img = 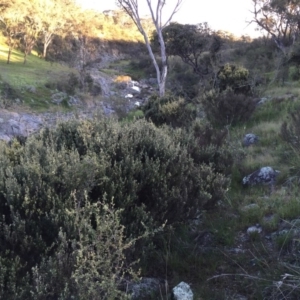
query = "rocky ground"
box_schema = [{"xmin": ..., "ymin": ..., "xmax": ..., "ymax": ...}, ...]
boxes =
[{"xmin": 0, "ymin": 60, "xmax": 156, "ymax": 142}]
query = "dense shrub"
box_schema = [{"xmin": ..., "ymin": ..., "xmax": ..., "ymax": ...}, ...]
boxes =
[
  {"xmin": 215, "ymin": 64, "xmax": 251, "ymax": 95},
  {"xmin": 168, "ymin": 57, "xmax": 200, "ymax": 99},
  {"xmin": 45, "ymin": 72, "xmax": 80, "ymax": 95},
  {"xmin": 0, "ymin": 118, "xmax": 230, "ymax": 297},
  {"xmin": 66, "ymin": 72, "xmax": 80, "ymax": 94},
  {"xmin": 185, "ymin": 119, "xmax": 234, "ymax": 176},
  {"xmin": 142, "ymin": 94, "xmax": 197, "ymax": 127},
  {"xmin": 202, "ymin": 88, "xmax": 257, "ymax": 126}
]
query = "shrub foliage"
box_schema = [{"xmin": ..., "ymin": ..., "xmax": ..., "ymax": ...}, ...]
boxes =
[
  {"xmin": 0, "ymin": 117, "xmax": 231, "ymax": 298},
  {"xmin": 215, "ymin": 63, "xmax": 251, "ymax": 95},
  {"xmin": 202, "ymin": 88, "xmax": 257, "ymax": 126},
  {"xmin": 142, "ymin": 94, "xmax": 197, "ymax": 127}
]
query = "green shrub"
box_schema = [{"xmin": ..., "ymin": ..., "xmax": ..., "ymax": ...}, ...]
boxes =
[
  {"xmin": 142, "ymin": 94, "xmax": 197, "ymax": 127},
  {"xmin": 66, "ymin": 72, "xmax": 80, "ymax": 94},
  {"xmin": 181, "ymin": 119, "xmax": 234, "ymax": 176},
  {"xmin": 215, "ymin": 64, "xmax": 251, "ymax": 95},
  {"xmin": 0, "ymin": 118, "xmax": 231, "ymax": 297},
  {"xmin": 202, "ymin": 88, "xmax": 257, "ymax": 126},
  {"xmin": 45, "ymin": 72, "xmax": 80, "ymax": 95}
]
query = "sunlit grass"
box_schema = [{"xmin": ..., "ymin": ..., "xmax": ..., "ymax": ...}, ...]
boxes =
[{"xmin": 0, "ymin": 44, "xmax": 73, "ymax": 88}]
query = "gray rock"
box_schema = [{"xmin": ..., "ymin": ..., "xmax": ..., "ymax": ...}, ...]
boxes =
[
  {"xmin": 243, "ymin": 133, "xmax": 259, "ymax": 147},
  {"xmin": 257, "ymin": 97, "xmax": 269, "ymax": 105},
  {"xmin": 102, "ymin": 104, "xmax": 115, "ymax": 116},
  {"xmin": 68, "ymin": 96, "xmax": 81, "ymax": 106},
  {"xmin": 228, "ymin": 248, "xmax": 246, "ymax": 254},
  {"xmin": 51, "ymin": 92, "xmax": 68, "ymax": 104},
  {"xmin": 243, "ymin": 166, "xmax": 280, "ymax": 186},
  {"xmin": 130, "ymin": 86, "xmax": 141, "ymax": 94},
  {"xmin": 0, "ymin": 134, "xmax": 10, "ymax": 142},
  {"xmin": 247, "ymin": 225, "xmax": 262, "ymax": 235},
  {"xmin": 129, "ymin": 277, "xmax": 166, "ymax": 300},
  {"xmin": 241, "ymin": 203, "xmax": 260, "ymax": 212},
  {"xmin": 26, "ymin": 85, "xmax": 36, "ymax": 93},
  {"xmin": 270, "ymin": 229, "xmax": 291, "ymax": 240},
  {"xmin": 172, "ymin": 282, "xmax": 193, "ymax": 300}
]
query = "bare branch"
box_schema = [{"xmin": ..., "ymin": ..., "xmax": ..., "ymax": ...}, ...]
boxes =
[
  {"xmin": 116, "ymin": 0, "xmax": 183, "ymax": 96},
  {"xmin": 162, "ymin": 0, "xmax": 183, "ymax": 29}
]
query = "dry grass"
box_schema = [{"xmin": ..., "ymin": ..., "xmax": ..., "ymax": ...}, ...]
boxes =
[{"xmin": 114, "ymin": 75, "xmax": 132, "ymax": 83}]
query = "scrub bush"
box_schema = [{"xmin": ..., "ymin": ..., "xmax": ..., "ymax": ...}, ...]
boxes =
[{"xmin": 0, "ymin": 118, "xmax": 231, "ymax": 297}]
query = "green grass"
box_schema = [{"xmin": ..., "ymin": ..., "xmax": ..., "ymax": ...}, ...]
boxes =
[
  {"xmin": 0, "ymin": 42, "xmax": 77, "ymax": 111},
  {"xmin": 4, "ymin": 31, "xmax": 300, "ymax": 298},
  {"xmin": 121, "ymin": 109, "xmax": 144, "ymax": 123},
  {"xmin": 0, "ymin": 46, "xmax": 73, "ymax": 87},
  {"xmin": 176, "ymin": 81, "xmax": 300, "ymax": 298}
]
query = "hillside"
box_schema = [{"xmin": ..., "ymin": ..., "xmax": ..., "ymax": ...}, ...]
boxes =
[{"xmin": 2, "ymin": 3, "xmax": 300, "ymax": 300}]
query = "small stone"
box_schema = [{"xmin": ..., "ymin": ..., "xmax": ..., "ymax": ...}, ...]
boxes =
[
  {"xmin": 241, "ymin": 204, "xmax": 260, "ymax": 212},
  {"xmin": 257, "ymin": 97, "xmax": 269, "ymax": 105},
  {"xmin": 247, "ymin": 226, "xmax": 262, "ymax": 235},
  {"xmin": 172, "ymin": 282, "xmax": 193, "ymax": 300},
  {"xmin": 243, "ymin": 133, "xmax": 259, "ymax": 147},
  {"xmin": 131, "ymin": 86, "xmax": 141, "ymax": 93},
  {"xmin": 243, "ymin": 166, "xmax": 280, "ymax": 186},
  {"xmin": 129, "ymin": 278, "xmax": 165, "ymax": 300}
]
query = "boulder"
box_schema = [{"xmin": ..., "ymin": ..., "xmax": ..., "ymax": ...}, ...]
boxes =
[
  {"xmin": 243, "ymin": 133, "xmax": 259, "ymax": 147},
  {"xmin": 129, "ymin": 277, "xmax": 166, "ymax": 300},
  {"xmin": 172, "ymin": 282, "xmax": 193, "ymax": 300},
  {"xmin": 243, "ymin": 166, "xmax": 279, "ymax": 187}
]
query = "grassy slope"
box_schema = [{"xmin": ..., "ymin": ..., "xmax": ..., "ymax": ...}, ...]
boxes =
[
  {"xmin": 0, "ymin": 36, "xmax": 77, "ymax": 111},
  {"xmin": 186, "ymin": 83, "xmax": 300, "ymax": 299},
  {"xmin": 3, "ymin": 29, "xmax": 300, "ymax": 297}
]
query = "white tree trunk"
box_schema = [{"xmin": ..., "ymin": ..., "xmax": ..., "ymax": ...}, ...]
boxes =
[{"xmin": 117, "ymin": 0, "xmax": 182, "ymax": 98}]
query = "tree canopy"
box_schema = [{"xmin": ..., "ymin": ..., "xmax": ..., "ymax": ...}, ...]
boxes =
[
  {"xmin": 153, "ymin": 22, "xmax": 217, "ymax": 76},
  {"xmin": 251, "ymin": 0, "xmax": 300, "ymax": 53},
  {"xmin": 0, "ymin": 0, "xmax": 80, "ymax": 63}
]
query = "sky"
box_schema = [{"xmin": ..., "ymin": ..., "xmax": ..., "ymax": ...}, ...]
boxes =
[{"xmin": 76, "ymin": 0, "xmax": 261, "ymax": 38}]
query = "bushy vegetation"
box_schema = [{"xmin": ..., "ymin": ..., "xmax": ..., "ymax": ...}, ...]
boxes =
[
  {"xmin": 202, "ymin": 88, "xmax": 257, "ymax": 126},
  {"xmin": 215, "ymin": 64, "xmax": 251, "ymax": 95},
  {"xmin": 142, "ymin": 94, "xmax": 197, "ymax": 127},
  {"xmin": 0, "ymin": 117, "xmax": 231, "ymax": 298},
  {"xmin": 4, "ymin": 0, "xmax": 300, "ymax": 298}
]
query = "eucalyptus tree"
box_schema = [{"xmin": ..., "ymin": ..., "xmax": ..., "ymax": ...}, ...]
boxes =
[
  {"xmin": 251, "ymin": 0, "xmax": 300, "ymax": 53},
  {"xmin": 0, "ymin": 0, "xmax": 26, "ymax": 63},
  {"xmin": 36, "ymin": 0, "xmax": 79, "ymax": 58},
  {"xmin": 152, "ymin": 22, "xmax": 216, "ymax": 77},
  {"xmin": 117, "ymin": 0, "xmax": 183, "ymax": 97}
]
